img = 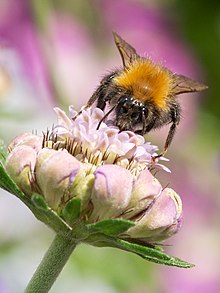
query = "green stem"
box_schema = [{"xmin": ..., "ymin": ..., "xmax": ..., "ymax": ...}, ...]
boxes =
[{"xmin": 24, "ymin": 234, "xmax": 78, "ymax": 293}]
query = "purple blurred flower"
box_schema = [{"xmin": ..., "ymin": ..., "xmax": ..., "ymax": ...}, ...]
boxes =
[
  {"xmin": 99, "ymin": 0, "xmax": 198, "ymax": 74},
  {"xmin": 5, "ymin": 106, "xmax": 182, "ymax": 241},
  {"xmin": 0, "ymin": 1, "xmax": 102, "ymax": 107}
]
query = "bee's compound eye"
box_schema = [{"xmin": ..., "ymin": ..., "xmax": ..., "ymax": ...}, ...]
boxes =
[{"xmin": 120, "ymin": 106, "xmax": 129, "ymax": 114}]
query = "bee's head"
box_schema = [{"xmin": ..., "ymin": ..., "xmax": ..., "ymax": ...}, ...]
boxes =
[{"xmin": 115, "ymin": 96, "xmax": 147, "ymax": 133}]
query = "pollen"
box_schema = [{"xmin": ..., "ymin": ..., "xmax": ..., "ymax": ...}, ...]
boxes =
[{"xmin": 114, "ymin": 59, "xmax": 173, "ymax": 109}]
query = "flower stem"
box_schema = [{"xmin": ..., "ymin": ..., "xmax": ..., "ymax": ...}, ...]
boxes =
[{"xmin": 24, "ymin": 233, "xmax": 78, "ymax": 293}]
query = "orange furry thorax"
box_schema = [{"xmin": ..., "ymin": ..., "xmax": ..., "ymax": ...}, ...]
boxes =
[{"xmin": 113, "ymin": 59, "xmax": 174, "ymax": 109}]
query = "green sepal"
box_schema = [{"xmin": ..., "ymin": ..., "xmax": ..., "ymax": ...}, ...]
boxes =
[
  {"xmin": 0, "ymin": 161, "xmax": 70, "ymax": 234},
  {"xmin": 88, "ymin": 218, "xmax": 135, "ymax": 236},
  {"xmin": 61, "ymin": 198, "xmax": 81, "ymax": 226},
  {"xmin": 32, "ymin": 194, "xmax": 48, "ymax": 210}
]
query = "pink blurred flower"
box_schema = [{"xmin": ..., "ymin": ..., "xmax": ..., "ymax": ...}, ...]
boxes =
[
  {"xmin": 0, "ymin": 0, "xmax": 52, "ymax": 104},
  {"xmin": 46, "ymin": 13, "xmax": 101, "ymax": 108}
]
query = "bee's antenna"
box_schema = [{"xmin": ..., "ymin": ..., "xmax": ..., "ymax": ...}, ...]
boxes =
[{"xmin": 96, "ymin": 104, "xmax": 117, "ymax": 130}]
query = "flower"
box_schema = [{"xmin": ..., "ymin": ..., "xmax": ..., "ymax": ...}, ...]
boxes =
[
  {"xmin": 5, "ymin": 106, "xmax": 182, "ymax": 242},
  {"xmin": 53, "ymin": 106, "xmax": 170, "ymax": 172}
]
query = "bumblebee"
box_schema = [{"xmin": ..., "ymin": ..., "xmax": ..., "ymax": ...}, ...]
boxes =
[{"xmin": 77, "ymin": 33, "xmax": 207, "ymax": 156}]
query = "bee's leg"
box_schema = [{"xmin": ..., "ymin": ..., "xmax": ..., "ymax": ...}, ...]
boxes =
[
  {"xmin": 152, "ymin": 123, "xmax": 177, "ymax": 160},
  {"xmin": 96, "ymin": 91, "xmax": 107, "ymax": 110},
  {"xmin": 136, "ymin": 117, "xmax": 156, "ymax": 136},
  {"xmin": 154, "ymin": 106, "xmax": 180, "ymax": 159},
  {"xmin": 73, "ymin": 73, "xmax": 117, "ymax": 121},
  {"xmin": 141, "ymin": 108, "xmax": 147, "ymax": 134},
  {"xmin": 162, "ymin": 122, "xmax": 177, "ymax": 155},
  {"xmin": 72, "ymin": 87, "xmax": 104, "ymax": 120}
]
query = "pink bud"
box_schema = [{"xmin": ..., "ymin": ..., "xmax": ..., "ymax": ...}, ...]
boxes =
[
  {"xmin": 124, "ymin": 169, "xmax": 162, "ymax": 219},
  {"xmin": 35, "ymin": 148, "xmax": 81, "ymax": 210},
  {"xmin": 90, "ymin": 164, "xmax": 133, "ymax": 220},
  {"xmin": 127, "ymin": 188, "xmax": 182, "ymax": 241},
  {"xmin": 5, "ymin": 145, "xmax": 37, "ymax": 195},
  {"xmin": 8, "ymin": 133, "xmax": 42, "ymax": 152}
]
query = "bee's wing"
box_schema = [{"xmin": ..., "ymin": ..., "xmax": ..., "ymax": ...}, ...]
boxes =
[
  {"xmin": 113, "ymin": 32, "xmax": 140, "ymax": 67},
  {"xmin": 172, "ymin": 74, "xmax": 208, "ymax": 95}
]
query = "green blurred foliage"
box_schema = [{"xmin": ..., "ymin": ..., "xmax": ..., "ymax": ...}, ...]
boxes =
[
  {"xmin": 173, "ymin": 1, "xmax": 220, "ymax": 123},
  {"xmin": 71, "ymin": 244, "xmax": 157, "ymax": 292}
]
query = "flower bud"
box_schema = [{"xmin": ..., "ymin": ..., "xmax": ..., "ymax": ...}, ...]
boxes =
[
  {"xmin": 90, "ymin": 165, "xmax": 133, "ymax": 220},
  {"xmin": 123, "ymin": 169, "xmax": 162, "ymax": 219},
  {"xmin": 8, "ymin": 133, "xmax": 42, "ymax": 152},
  {"xmin": 127, "ymin": 188, "xmax": 182, "ymax": 241},
  {"xmin": 5, "ymin": 145, "xmax": 37, "ymax": 195},
  {"xmin": 35, "ymin": 148, "xmax": 81, "ymax": 210}
]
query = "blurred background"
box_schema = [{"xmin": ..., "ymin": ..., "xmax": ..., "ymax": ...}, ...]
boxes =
[{"xmin": 0, "ymin": 0, "xmax": 219, "ymax": 292}]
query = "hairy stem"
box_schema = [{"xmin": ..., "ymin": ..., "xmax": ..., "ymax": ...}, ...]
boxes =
[{"xmin": 24, "ymin": 234, "xmax": 78, "ymax": 293}]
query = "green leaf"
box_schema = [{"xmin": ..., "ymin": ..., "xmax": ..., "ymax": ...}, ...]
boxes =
[
  {"xmin": 61, "ymin": 198, "xmax": 81, "ymax": 226},
  {"xmin": 138, "ymin": 252, "xmax": 194, "ymax": 268},
  {"xmin": 114, "ymin": 238, "xmax": 194, "ymax": 268},
  {"xmin": 0, "ymin": 140, "xmax": 7, "ymax": 164},
  {"xmin": 85, "ymin": 233, "xmax": 193, "ymax": 268},
  {"xmin": 88, "ymin": 219, "xmax": 135, "ymax": 235},
  {"xmin": 32, "ymin": 194, "xmax": 48, "ymax": 210}
]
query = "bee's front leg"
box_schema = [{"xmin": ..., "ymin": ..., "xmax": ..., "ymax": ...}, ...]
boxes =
[
  {"xmin": 72, "ymin": 87, "xmax": 103, "ymax": 121},
  {"xmin": 153, "ymin": 105, "xmax": 180, "ymax": 160}
]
